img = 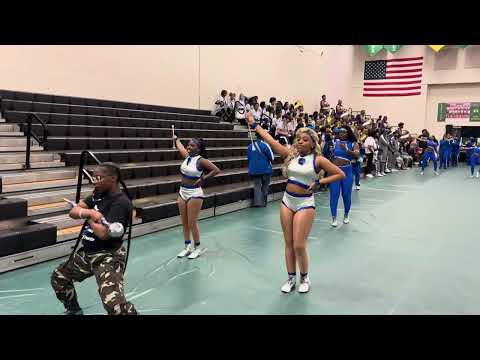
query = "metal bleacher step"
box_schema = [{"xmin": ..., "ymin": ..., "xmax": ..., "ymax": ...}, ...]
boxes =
[
  {"xmin": 6, "ymin": 186, "xmax": 92, "ymax": 207},
  {"xmin": 0, "ymin": 152, "xmax": 60, "ymax": 164},
  {"xmin": 0, "ymin": 137, "xmax": 33, "ymax": 147},
  {"xmin": 0, "ymin": 160, "xmax": 65, "ymax": 171},
  {"xmin": 0, "ymin": 169, "xmax": 77, "ymax": 185},
  {"xmin": 0, "ymin": 145, "xmax": 43, "ymax": 153},
  {"xmin": 0, "ymin": 132, "xmax": 24, "ymax": 137},
  {"xmin": 0, "ymin": 123, "xmax": 20, "ymax": 132},
  {"xmin": 0, "ymin": 169, "xmax": 78, "ymax": 193}
]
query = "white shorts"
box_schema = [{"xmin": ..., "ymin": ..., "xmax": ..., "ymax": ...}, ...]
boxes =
[
  {"xmin": 179, "ymin": 185, "xmax": 205, "ymax": 202},
  {"xmin": 281, "ymin": 191, "xmax": 315, "ymax": 213}
]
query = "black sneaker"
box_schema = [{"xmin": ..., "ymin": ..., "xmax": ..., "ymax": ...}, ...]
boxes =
[{"xmin": 64, "ymin": 308, "xmax": 84, "ymax": 315}]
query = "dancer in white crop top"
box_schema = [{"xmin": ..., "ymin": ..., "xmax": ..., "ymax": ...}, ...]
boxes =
[
  {"xmin": 173, "ymin": 136, "xmax": 220, "ymax": 260},
  {"xmin": 246, "ymin": 112, "xmax": 345, "ymax": 294}
]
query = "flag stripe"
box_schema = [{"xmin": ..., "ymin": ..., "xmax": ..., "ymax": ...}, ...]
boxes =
[
  {"xmin": 363, "ymin": 92, "xmax": 421, "ymax": 97},
  {"xmin": 363, "ymin": 86, "xmax": 421, "ymax": 91},
  {"xmin": 386, "ymin": 57, "xmax": 423, "ymax": 62},
  {"xmin": 386, "ymin": 68, "xmax": 422, "ymax": 74},
  {"xmin": 364, "ymin": 80, "xmax": 422, "ymax": 85},
  {"xmin": 385, "ymin": 74, "xmax": 422, "ymax": 79},
  {"xmin": 364, "ymin": 56, "xmax": 423, "ymax": 97},
  {"xmin": 386, "ymin": 62, "xmax": 423, "ymax": 68}
]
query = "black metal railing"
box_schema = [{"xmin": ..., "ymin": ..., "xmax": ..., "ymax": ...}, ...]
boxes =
[
  {"xmin": 24, "ymin": 113, "xmax": 48, "ymax": 169},
  {"xmin": 67, "ymin": 150, "xmax": 133, "ymax": 271}
]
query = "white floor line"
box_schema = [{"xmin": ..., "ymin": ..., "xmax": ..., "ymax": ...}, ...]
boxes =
[
  {"xmin": 166, "ymin": 269, "xmax": 198, "ymax": 283},
  {"xmin": 247, "ymin": 226, "xmax": 319, "ymax": 240},
  {"xmin": 359, "ymin": 187, "xmax": 407, "ymax": 193},
  {"xmin": 388, "ymin": 184, "xmax": 420, "ymax": 188},
  {"xmin": 0, "ymin": 288, "xmax": 44, "ymax": 293},
  {"xmin": 0, "ymin": 293, "xmax": 36, "ymax": 300},
  {"xmin": 355, "ymin": 198, "xmax": 384, "ymax": 202},
  {"xmin": 314, "ymin": 218, "xmax": 332, "ymax": 223},
  {"xmin": 315, "ymin": 206, "xmax": 371, "ymax": 213},
  {"xmin": 127, "ymin": 288, "xmax": 154, "ymax": 301}
]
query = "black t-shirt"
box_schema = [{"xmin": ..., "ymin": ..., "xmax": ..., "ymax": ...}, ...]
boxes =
[{"xmin": 81, "ymin": 191, "xmax": 132, "ymax": 253}]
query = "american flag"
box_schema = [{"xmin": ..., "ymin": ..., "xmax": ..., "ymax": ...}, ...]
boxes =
[{"xmin": 363, "ymin": 56, "xmax": 423, "ymax": 97}]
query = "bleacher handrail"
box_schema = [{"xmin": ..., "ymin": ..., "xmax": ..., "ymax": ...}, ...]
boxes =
[{"xmin": 25, "ymin": 113, "xmax": 48, "ymax": 169}]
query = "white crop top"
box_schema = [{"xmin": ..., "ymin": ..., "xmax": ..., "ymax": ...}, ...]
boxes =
[
  {"xmin": 180, "ymin": 155, "xmax": 203, "ymax": 180},
  {"xmin": 287, "ymin": 153, "xmax": 320, "ymax": 190}
]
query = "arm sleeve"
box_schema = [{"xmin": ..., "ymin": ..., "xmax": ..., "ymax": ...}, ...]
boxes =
[
  {"xmin": 104, "ymin": 199, "xmax": 132, "ymax": 229},
  {"xmin": 83, "ymin": 195, "xmax": 94, "ymax": 209}
]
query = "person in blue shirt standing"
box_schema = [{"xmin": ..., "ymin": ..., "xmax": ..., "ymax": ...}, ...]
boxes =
[
  {"xmin": 439, "ymin": 134, "xmax": 450, "ymax": 170},
  {"xmin": 463, "ymin": 137, "xmax": 477, "ymax": 166},
  {"xmin": 462, "ymin": 138, "xmax": 480, "ymax": 178},
  {"xmin": 248, "ymin": 136, "xmax": 274, "ymax": 207},
  {"xmin": 450, "ymin": 137, "xmax": 460, "ymax": 167}
]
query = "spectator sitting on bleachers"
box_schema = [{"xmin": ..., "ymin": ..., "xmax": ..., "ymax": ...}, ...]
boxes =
[
  {"xmin": 212, "ymin": 89, "xmax": 228, "ymax": 117},
  {"xmin": 269, "ymin": 97, "xmax": 276, "ymax": 110},
  {"xmin": 286, "ymin": 115, "xmax": 297, "ymax": 144},
  {"xmin": 252, "ymin": 103, "xmax": 262, "ymax": 122},
  {"xmin": 226, "ymin": 92, "xmax": 236, "ymax": 122},
  {"xmin": 235, "ymin": 94, "xmax": 247, "ymax": 125},
  {"xmin": 259, "ymin": 101, "xmax": 267, "ymax": 115},
  {"xmin": 275, "ymin": 112, "xmax": 290, "ymax": 146}
]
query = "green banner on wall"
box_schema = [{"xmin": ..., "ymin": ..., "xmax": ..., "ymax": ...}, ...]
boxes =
[
  {"xmin": 471, "ymin": 103, "xmax": 480, "ymax": 121},
  {"xmin": 437, "ymin": 103, "xmax": 447, "ymax": 122},
  {"xmin": 437, "ymin": 102, "xmax": 480, "ymax": 122}
]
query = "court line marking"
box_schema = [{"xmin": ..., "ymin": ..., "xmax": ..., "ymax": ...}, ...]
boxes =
[
  {"xmin": 315, "ymin": 206, "xmax": 371, "ymax": 213},
  {"xmin": 0, "ymin": 294, "xmax": 36, "ymax": 300},
  {"xmin": 358, "ymin": 187, "xmax": 407, "ymax": 193},
  {"xmin": 127, "ymin": 288, "xmax": 154, "ymax": 301},
  {"xmin": 388, "ymin": 184, "xmax": 420, "ymax": 188},
  {"xmin": 166, "ymin": 269, "xmax": 198, "ymax": 283},
  {"xmin": 247, "ymin": 226, "xmax": 320, "ymax": 240},
  {"xmin": 355, "ymin": 198, "xmax": 385, "ymax": 202},
  {"xmin": 0, "ymin": 288, "xmax": 44, "ymax": 293}
]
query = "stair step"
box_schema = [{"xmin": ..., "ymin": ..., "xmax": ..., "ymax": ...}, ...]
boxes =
[
  {"xmin": 0, "ymin": 124, "xmax": 19, "ymax": 132},
  {"xmin": 0, "ymin": 152, "xmax": 58, "ymax": 164},
  {"xmin": 0, "ymin": 138, "xmax": 32, "ymax": 147},
  {"xmin": 1, "ymin": 169, "xmax": 77, "ymax": 185},
  {"xmin": 57, "ymin": 225, "xmax": 83, "ymax": 242},
  {"xmin": 0, "ymin": 161, "xmax": 65, "ymax": 171},
  {"xmin": 6, "ymin": 187, "xmax": 92, "ymax": 206},
  {"xmin": 0, "ymin": 146, "xmax": 43, "ymax": 152},
  {"xmin": 1, "ymin": 177, "xmax": 80, "ymax": 193},
  {"xmin": 0, "ymin": 132, "xmax": 24, "ymax": 137},
  {"xmin": 36, "ymin": 214, "xmax": 84, "ymax": 230},
  {"xmin": 28, "ymin": 201, "xmax": 70, "ymax": 217}
]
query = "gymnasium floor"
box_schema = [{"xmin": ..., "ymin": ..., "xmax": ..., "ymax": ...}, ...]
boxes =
[{"xmin": 0, "ymin": 165, "xmax": 477, "ymax": 315}]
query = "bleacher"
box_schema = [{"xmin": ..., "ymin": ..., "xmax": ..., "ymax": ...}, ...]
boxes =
[{"xmin": 0, "ymin": 90, "xmax": 287, "ymax": 273}]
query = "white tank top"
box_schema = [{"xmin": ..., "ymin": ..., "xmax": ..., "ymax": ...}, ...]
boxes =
[
  {"xmin": 180, "ymin": 155, "xmax": 203, "ymax": 180},
  {"xmin": 287, "ymin": 153, "xmax": 319, "ymax": 190}
]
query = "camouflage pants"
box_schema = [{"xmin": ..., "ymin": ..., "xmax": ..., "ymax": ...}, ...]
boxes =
[{"xmin": 51, "ymin": 247, "xmax": 137, "ymax": 315}]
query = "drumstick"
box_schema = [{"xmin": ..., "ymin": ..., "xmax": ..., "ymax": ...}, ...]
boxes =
[{"xmin": 172, "ymin": 125, "xmax": 176, "ymax": 149}]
